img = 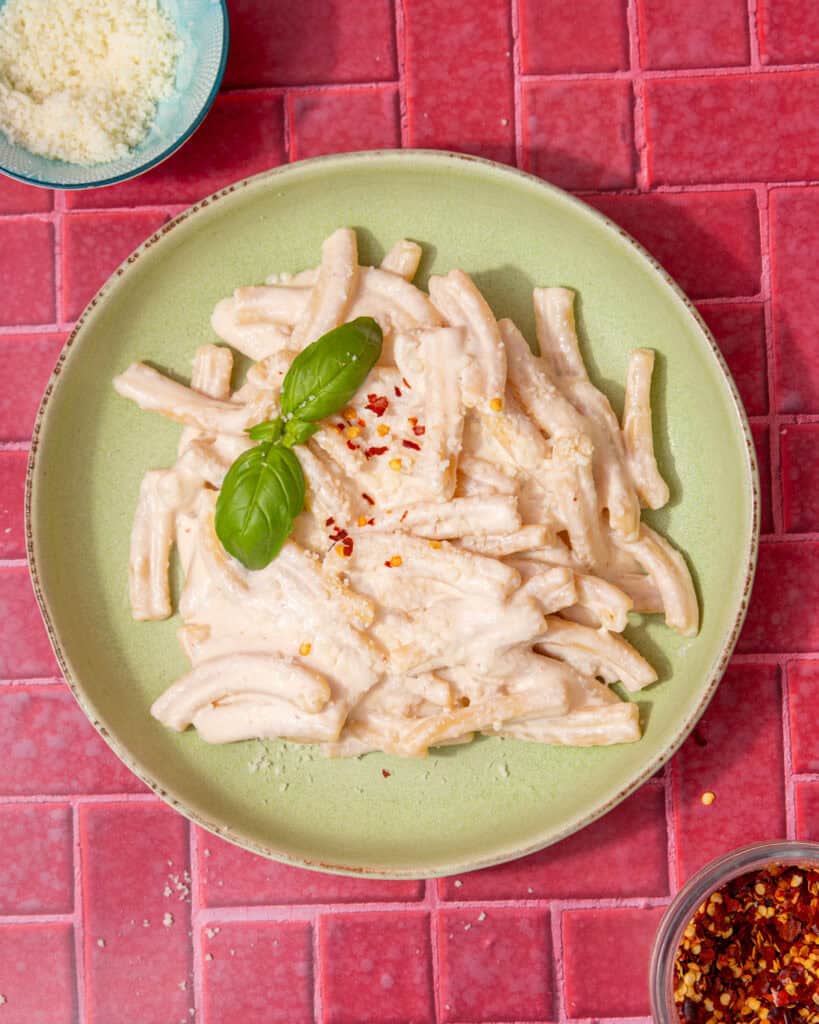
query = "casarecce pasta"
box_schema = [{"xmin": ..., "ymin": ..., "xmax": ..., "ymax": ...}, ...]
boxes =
[{"xmin": 113, "ymin": 227, "xmax": 698, "ymax": 758}]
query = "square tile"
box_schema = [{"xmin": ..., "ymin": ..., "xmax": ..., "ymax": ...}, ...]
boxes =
[
  {"xmin": 203, "ymin": 921, "xmax": 313, "ymax": 1024},
  {"xmin": 61, "ymin": 210, "xmax": 169, "ymax": 321},
  {"xmin": 0, "ymin": 685, "xmax": 146, "ymax": 795},
  {"xmin": 0, "ymin": 452, "xmax": 28, "ymax": 558},
  {"xmin": 66, "ymin": 93, "xmax": 286, "ymax": 210},
  {"xmin": 795, "ymin": 782, "xmax": 819, "ymax": 841},
  {"xmin": 563, "ymin": 906, "xmax": 665, "ymax": 1018},
  {"xmin": 696, "ymin": 302, "xmax": 767, "ymax": 415},
  {"xmin": 198, "ymin": 829, "xmax": 423, "ymax": 906},
  {"xmin": 520, "ymin": 0, "xmax": 628, "ymax": 73},
  {"xmin": 753, "ymin": 423, "xmax": 774, "ymax": 535},
  {"xmin": 0, "ymin": 178, "xmax": 52, "ymax": 214},
  {"xmin": 438, "ymin": 784, "xmax": 668, "ymax": 900},
  {"xmin": 638, "ymin": 0, "xmax": 750, "ymax": 69},
  {"xmin": 645, "ymin": 71, "xmax": 819, "ymax": 185},
  {"xmin": 0, "ymin": 334, "xmax": 64, "ymax": 441},
  {"xmin": 0, "ymin": 802, "xmax": 73, "ymax": 913},
  {"xmin": 781, "ymin": 424, "xmax": 819, "ymax": 532},
  {"xmin": 738, "ymin": 542, "xmax": 819, "ymax": 653},
  {"xmin": 0, "ymin": 567, "xmax": 59, "ymax": 677},
  {"xmin": 80, "ymin": 802, "xmax": 193, "ymax": 1024},
  {"xmin": 587, "ymin": 191, "xmax": 761, "ymax": 299},
  {"xmin": 771, "ymin": 187, "xmax": 819, "ymax": 413},
  {"xmin": 0, "ymin": 923, "xmax": 76, "ymax": 1024},
  {"xmin": 404, "ymin": 0, "xmax": 515, "ymax": 164},
  {"xmin": 788, "ymin": 660, "xmax": 819, "ymax": 774},
  {"xmin": 319, "ymin": 911, "xmax": 434, "ymax": 1024},
  {"xmin": 673, "ymin": 663, "xmax": 785, "ymax": 880},
  {"xmin": 759, "ymin": 0, "xmax": 819, "ymax": 64},
  {"xmin": 438, "ymin": 908, "xmax": 554, "ymax": 1022},
  {"xmin": 223, "ymin": 0, "xmax": 397, "ymax": 88},
  {"xmin": 522, "ymin": 80, "xmax": 635, "ymax": 191},
  {"xmin": 0, "ymin": 220, "xmax": 55, "ymax": 326},
  {"xmin": 289, "ymin": 86, "xmax": 400, "ymax": 161}
]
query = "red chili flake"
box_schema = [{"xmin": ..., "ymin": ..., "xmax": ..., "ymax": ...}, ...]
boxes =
[
  {"xmin": 342, "ymin": 537, "xmax": 354, "ymax": 556},
  {"xmin": 381, "ymin": 769, "xmax": 392, "ymax": 778},
  {"xmin": 364, "ymin": 445, "xmax": 388, "ymax": 459},
  {"xmin": 365, "ymin": 393, "xmax": 389, "ymax": 417},
  {"xmin": 329, "ymin": 526, "xmax": 349, "ymax": 543},
  {"xmin": 361, "ymin": 493, "xmax": 375, "ymax": 506},
  {"xmin": 394, "ymin": 385, "xmax": 402, "ymax": 398},
  {"xmin": 334, "ymin": 422, "xmax": 345, "ymax": 432},
  {"xmin": 402, "ymin": 439, "xmax": 421, "ymax": 451},
  {"xmin": 408, "ymin": 416, "xmax": 417, "ymax": 426},
  {"xmin": 402, "ymin": 377, "xmax": 411, "ymax": 389},
  {"xmin": 357, "ymin": 419, "xmax": 365, "ymax": 428},
  {"xmin": 367, "ymin": 518, "xmax": 375, "ymax": 526},
  {"xmin": 325, "ymin": 517, "xmax": 335, "ymax": 527},
  {"xmin": 346, "ymin": 440, "xmax": 359, "ymax": 451},
  {"xmin": 412, "ymin": 425, "xmax": 426, "ymax": 436},
  {"xmin": 400, "ymin": 510, "xmax": 408, "ymax": 523},
  {"xmin": 672, "ymin": 863, "xmax": 819, "ymax": 1023}
]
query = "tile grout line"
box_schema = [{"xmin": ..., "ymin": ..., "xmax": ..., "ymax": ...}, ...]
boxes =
[
  {"xmin": 510, "ymin": 0, "xmax": 525, "ymax": 171},
  {"xmin": 392, "ymin": 0, "xmax": 409, "ymax": 147},
  {"xmin": 664, "ymin": 760, "xmax": 680, "ymax": 895},
  {"xmin": 625, "ymin": 0, "xmax": 648, "ymax": 191},
  {"xmin": 71, "ymin": 801, "xmax": 89, "ymax": 1024},
  {"xmin": 312, "ymin": 910, "xmax": 323, "ymax": 1024},
  {"xmin": 550, "ymin": 903, "xmax": 568, "ymax": 1023},
  {"xmin": 779, "ymin": 661, "xmax": 797, "ymax": 840},
  {"xmin": 426, "ymin": 878, "xmax": 442, "ymax": 1022},
  {"xmin": 188, "ymin": 823, "xmax": 205, "ymax": 1022},
  {"xmin": 747, "ymin": 0, "xmax": 762, "ymax": 68}
]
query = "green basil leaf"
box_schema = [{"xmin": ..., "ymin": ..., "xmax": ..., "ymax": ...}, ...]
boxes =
[
  {"xmin": 214, "ymin": 443, "xmax": 306, "ymax": 570},
  {"xmin": 281, "ymin": 418, "xmax": 319, "ymax": 447},
  {"xmin": 247, "ymin": 417, "xmax": 283, "ymax": 443},
  {"xmin": 280, "ymin": 316, "xmax": 382, "ymax": 424}
]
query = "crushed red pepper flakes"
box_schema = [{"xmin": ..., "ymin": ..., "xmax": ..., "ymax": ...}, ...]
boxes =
[
  {"xmin": 394, "ymin": 385, "xmax": 402, "ymax": 397},
  {"xmin": 325, "ymin": 517, "xmax": 335, "ymax": 527},
  {"xmin": 346, "ymin": 440, "xmax": 359, "ymax": 451},
  {"xmin": 365, "ymin": 393, "xmax": 389, "ymax": 416},
  {"xmin": 364, "ymin": 445, "xmax": 388, "ymax": 459},
  {"xmin": 674, "ymin": 863, "xmax": 819, "ymax": 1023},
  {"xmin": 361, "ymin": 493, "xmax": 375, "ymax": 506},
  {"xmin": 402, "ymin": 377, "xmax": 411, "ymax": 389},
  {"xmin": 381, "ymin": 769, "xmax": 392, "ymax": 778},
  {"xmin": 412, "ymin": 424, "xmax": 426, "ymax": 436},
  {"xmin": 402, "ymin": 439, "xmax": 421, "ymax": 451}
]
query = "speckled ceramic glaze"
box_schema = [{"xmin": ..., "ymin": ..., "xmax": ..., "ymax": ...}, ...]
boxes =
[{"xmin": 26, "ymin": 151, "xmax": 758, "ymax": 877}]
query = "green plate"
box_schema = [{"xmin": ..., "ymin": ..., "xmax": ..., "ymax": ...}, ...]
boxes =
[{"xmin": 27, "ymin": 151, "xmax": 758, "ymax": 878}]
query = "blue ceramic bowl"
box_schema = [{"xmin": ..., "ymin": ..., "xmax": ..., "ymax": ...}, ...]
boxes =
[{"xmin": 0, "ymin": 0, "xmax": 228, "ymax": 190}]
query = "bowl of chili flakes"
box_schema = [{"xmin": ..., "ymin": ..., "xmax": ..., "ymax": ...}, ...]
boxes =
[{"xmin": 650, "ymin": 840, "xmax": 819, "ymax": 1024}]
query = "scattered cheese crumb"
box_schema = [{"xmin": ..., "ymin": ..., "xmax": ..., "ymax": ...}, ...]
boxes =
[
  {"xmin": 205, "ymin": 953, "xmax": 213, "ymax": 961},
  {"xmin": 453, "ymin": 879, "xmax": 463, "ymax": 888},
  {"xmin": 178, "ymin": 980, "xmax": 187, "ymax": 991},
  {"xmin": 478, "ymin": 911, "xmax": 486, "ymax": 922},
  {"xmin": 163, "ymin": 912, "xmax": 174, "ymax": 927},
  {"xmin": 701, "ymin": 791, "xmax": 716, "ymax": 806},
  {"xmin": 203, "ymin": 849, "xmax": 211, "ymax": 857},
  {"xmin": 0, "ymin": 994, "xmax": 6, "ymax": 1006},
  {"xmin": 0, "ymin": 0, "xmax": 184, "ymax": 165},
  {"xmin": 205, "ymin": 927, "xmax": 220, "ymax": 938},
  {"xmin": 96, "ymin": 938, "xmax": 105, "ymax": 948},
  {"xmin": 463, "ymin": 923, "xmax": 471, "ymax": 931},
  {"xmin": 142, "ymin": 919, "xmax": 150, "ymax": 927}
]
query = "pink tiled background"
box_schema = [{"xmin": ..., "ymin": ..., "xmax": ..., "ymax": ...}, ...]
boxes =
[{"xmin": 1, "ymin": 1, "xmax": 817, "ymax": 1021}]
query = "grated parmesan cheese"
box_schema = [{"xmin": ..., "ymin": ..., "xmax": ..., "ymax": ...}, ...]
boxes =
[{"xmin": 0, "ymin": 0, "xmax": 182, "ymax": 165}]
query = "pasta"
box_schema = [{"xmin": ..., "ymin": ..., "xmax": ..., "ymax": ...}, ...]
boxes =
[{"xmin": 114, "ymin": 228, "xmax": 699, "ymax": 758}]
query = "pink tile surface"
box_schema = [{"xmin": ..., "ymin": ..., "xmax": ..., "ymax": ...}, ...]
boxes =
[
  {"xmin": 67, "ymin": 93, "xmax": 286, "ymax": 210},
  {"xmin": 319, "ymin": 912, "xmax": 434, "ymax": 1024},
  {"xmin": 759, "ymin": 0, "xmax": 819, "ymax": 64},
  {"xmin": 787, "ymin": 660, "xmax": 819, "ymax": 774},
  {"xmin": 522, "ymin": 80, "xmax": 635, "ymax": 190},
  {"xmin": 0, "ymin": 568, "xmax": 59, "ymax": 678},
  {"xmin": 646, "ymin": 71, "xmax": 819, "ymax": 185},
  {"xmin": 0, "ymin": 334, "xmax": 64, "ymax": 441},
  {"xmin": 771, "ymin": 186, "xmax": 819, "ymax": 413},
  {"xmin": 0, "ymin": 923, "xmax": 76, "ymax": 1024},
  {"xmin": 0, "ymin": 686, "xmax": 146, "ymax": 794},
  {"xmin": 781, "ymin": 423, "xmax": 819, "ymax": 533},
  {"xmin": 672, "ymin": 663, "xmax": 785, "ymax": 880},
  {"xmin": 0, "ymin": 452, "xmax": 27, "ymax": 558},
  {"xmin": 203, "ymin": 921, "xmax": 314, "ymax": 1024},
  {"xmin": 438, "ymin": 908, "xmax": 554, "ymax": 1022},
  {"xmin": 404, "ymin": 0, "xmax": 515, "ymax": 164},
  {"xmin": 2, "ymin": 3, "xmax": 816, "ymax": 1021},
  {"xmin": 637, "ymin": 0, "xmax": 750, "ymax": 69},
  {"xmin": 0, "ymin": 220, "xmax": 55, "ymax": 326},
  {"xmin": 520, "ymin": 0, "xmax": 628, "ymax": 73},
  {"xmin": 0, "ymin": 802, "xmax": 73, "ymax": 913},
  {"xmin": 61, "ymin": 210, "xmax": 170, "ymax": 321},
  {"xmin": 80, "ymin": 802, "xmax": 193, "ymax": 1024},
  {"xmin": 563, "ymin": 907, "xmax": 666, "ymax": 1018},
  {"xmin": 587, "ymin": 190, "xmax": 761, "ymax": 299},
  {"xmin": 199, "ymin": 829, "xmax": 423, "ymax": 906},
  {"xmin": 289, "ymin": 87, "xmax": 400, "ymax": 161},
  {"xmin": 696, "ymin": 301, "xmax": 768, "ymax": 415},
  {"xmin": 438, "ymin": 784, "xmax": 667, "ymax": 900},
  {"xmin": 223, "ymin": 0, "xmax": 396, "ymax": 88}
]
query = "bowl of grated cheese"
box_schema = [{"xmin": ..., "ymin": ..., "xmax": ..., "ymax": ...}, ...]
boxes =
[{"xmin": 0, "ymin": 0, "xmax": 228, "ymax": 190}]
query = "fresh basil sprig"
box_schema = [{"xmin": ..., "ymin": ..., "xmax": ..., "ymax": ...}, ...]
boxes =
[{"xmin": 214, "ymin": 316, "xmax": 383, "ymax": 570}]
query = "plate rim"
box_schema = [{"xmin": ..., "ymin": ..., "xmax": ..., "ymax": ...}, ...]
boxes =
[{"xmin": 25, "ymin": 149, "xmax": 761, "ymax": 878}]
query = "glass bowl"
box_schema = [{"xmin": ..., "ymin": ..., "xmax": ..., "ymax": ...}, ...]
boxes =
[
  {"xmin": 0, "ymin": 0, "xmax": 229, "ymax": 190},
  {"xmin": 650, "ymin": 840, "xmax": 819, "ymax": 1022}
]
